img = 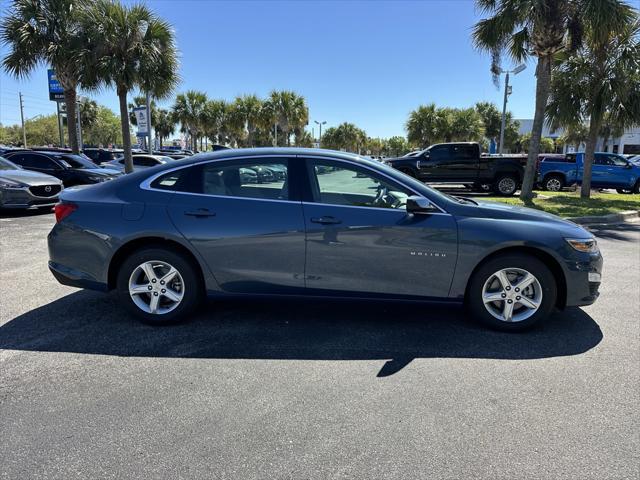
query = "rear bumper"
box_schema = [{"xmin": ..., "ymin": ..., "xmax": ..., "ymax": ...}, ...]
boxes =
[{"xmin": 48, "ymin": 261, "xmax": 108, "ymax": 291}]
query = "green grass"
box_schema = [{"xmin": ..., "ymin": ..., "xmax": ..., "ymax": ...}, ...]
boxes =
[{"xmin": 483, "ymin": 191, "xmax": 640, "ymax": 218}]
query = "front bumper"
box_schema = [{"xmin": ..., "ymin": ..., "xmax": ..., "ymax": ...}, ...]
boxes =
[
  {"xmin": 0, "ymin": 186, "xmax": 61, "ymax": 209},
  {"xmin": 564, "ymin": 251, "xmax": 603, "ymax": 307}
]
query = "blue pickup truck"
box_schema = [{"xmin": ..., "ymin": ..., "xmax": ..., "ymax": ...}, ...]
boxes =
[{"xmin": 538, "ymin": 152, "xmax": 640, "ymax": 194}]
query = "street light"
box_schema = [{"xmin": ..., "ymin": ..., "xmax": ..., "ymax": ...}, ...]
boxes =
[
  {"xmin": 498, "ymin": 63, "xmax": 526, "ymax": 154},
  {"xmin": 314, "ymin": 120, "xmax": 326, "ymax": 147}
]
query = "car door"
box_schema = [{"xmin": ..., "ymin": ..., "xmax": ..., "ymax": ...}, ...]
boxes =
[
  {"xmin": 590, "ymin": 154, "xmax": 615, "ymax": 187},
  {"xmin": 416, "ymin": 144, "xmax": 451, "ymax": 181},
  {"xmin": 163, "ymin": 156, "xmax": 306, "ymax": 294},
  {"xmin": 600, "ymin": 154, "xmax": 633, "ymax": 187},
  {"xmin": 301, "ymin": 157, "xmax": 458, "ymax": 298}
]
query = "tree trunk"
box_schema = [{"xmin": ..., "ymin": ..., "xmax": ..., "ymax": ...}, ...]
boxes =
[
  {"xmin": 520, "ymin": 55, "xmax": 552, "ymax": 204},
  {"xmin": 118, "ymin": 87, "xmax": 133, "ymax": 174},
  {"xmin": 581, "ymin": 115, "xmax": 602, "ymax": 199},
  {"xmin": 64, "ymin": 88, "xmax": 79, "ymax": 154}
]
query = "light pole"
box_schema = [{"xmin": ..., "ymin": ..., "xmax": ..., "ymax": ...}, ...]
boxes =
[
  {"xmin": 314, "ymin": 120, "xmax": 326, "ymax": 147},
  {"xmin": 498, "ymin": 64, "xmax": 526, "ymax": 154}
]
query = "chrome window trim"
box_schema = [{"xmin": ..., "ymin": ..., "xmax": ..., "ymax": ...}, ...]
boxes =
[
  {"xmin": 300, "ymin": 154, "xmax": 449, "ymax": 214},
  {"xmin": 139, "ymin": 152, "xmax": 448, "ymax": 214},
  {"xmin": 139, "ymin": 154, "xmax": 298, "ymax": 204}
]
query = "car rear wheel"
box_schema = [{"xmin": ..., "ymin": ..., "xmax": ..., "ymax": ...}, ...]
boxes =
[
  {"xmin": 544, "ymin": 174, "xmax": 565, "ymax": 192},
  {"xmin": 467, "ymin": 254, "xmax": 557, "ymax": 331},
  {"xmin": 116, "ymin": 247, "xmax": 203, "ymax": 325},
  {"xmin": 493, "ymin": 174, "xmax": 518, "ymax": 196}
]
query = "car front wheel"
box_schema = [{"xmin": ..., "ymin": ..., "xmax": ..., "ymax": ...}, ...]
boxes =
[
  {"xmin": 467, "ymin": 254, "xmax": 557, "ymax": 331},
  {"xmin": 116, "ymin": 247, "xmax": 203, "ymax": 325}
]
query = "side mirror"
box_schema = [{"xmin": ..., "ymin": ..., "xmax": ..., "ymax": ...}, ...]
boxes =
[{"xmin": 406, "ymin": 195, "xmax": 438, "ymax": 214}]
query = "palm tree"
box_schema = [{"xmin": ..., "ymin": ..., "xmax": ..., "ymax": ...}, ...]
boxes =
[
  {"xmin": 82, "ymin": 0, "xmax": 178, "ymax": 173},
  {"xmin": 1, "ymin": 0, "xmax": 89, "ymax": 153},
  {"xmin": 200, "ymin": 99, "xmax": 223, "ymax": 145},
  {"xmin": 321, "ymin": 122, "xmax": 367, "ymax": 153},
  {"xmin": 154, "ymin": 108, "xmax": 175, "ymax": 148},
  {"xmin": 472, "ymin": 0, "xmax": 633, "ymax": 202},
  {"xmin": 547, "ymin": 17, "xmax": 639, "ymax": 198},
  {"xmin": 449, "ymin": 108, "xmax": 485, "ymax": 142},
  {"xmin": 406, "ymin": 103, "xmax": 440, "ymax": 148},
  {"xmin": 268, "ymin": 90, "xmax": 309, "ymax": 146},
  {"xmin": 233, "ymin": 95, "xmax": 263, "ymax": 147},
  {"xmin": 172, "ymin": 90, "xmax": 208, "ymax": 151}
]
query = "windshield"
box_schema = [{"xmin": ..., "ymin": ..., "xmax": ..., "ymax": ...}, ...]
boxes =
[
  {"xmin": 0, "ymin": 156, "xmax": 21, "ymax": 170},
  {"xmin": 59, "ymin": 154, "xmax": 99, "ymax": 169}
]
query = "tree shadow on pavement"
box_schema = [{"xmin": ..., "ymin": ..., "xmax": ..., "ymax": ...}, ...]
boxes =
[
  {"xmin": 0, "ymin": 290, "xmax": 603, "ymax": 377},
  {"xmin": 588, "ymin": 222, "xmax": 640, "ymax": 242}
]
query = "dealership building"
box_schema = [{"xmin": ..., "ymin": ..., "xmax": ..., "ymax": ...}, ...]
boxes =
[{"xmin": 517, "ymin": 120, "xmax": 640, "ymax": 155}]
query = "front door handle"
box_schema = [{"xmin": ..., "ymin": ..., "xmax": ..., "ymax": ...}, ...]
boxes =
[
  {"xmin": 311, "ymin": 216, "xmax": 342, "ymax": 225},
  {"xmin": 184, "ymin": 208, "xmax": 216, "ymax": 217}
]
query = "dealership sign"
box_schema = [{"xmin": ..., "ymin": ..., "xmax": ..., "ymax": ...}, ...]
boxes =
[
  {"xmin": 133, "ymin": 107, "xmax": 149, "ymax": 136},
  {"xmin": 47, "ymin": 69, "xmax": 64, "ymax": 101}
]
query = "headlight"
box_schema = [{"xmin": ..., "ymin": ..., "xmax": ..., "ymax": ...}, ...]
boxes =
[
  {"xmin": 0, "ymin": 177, "xmax": 24, "ymax": 189},
  {"xmin": 565, "ymin": 238, "xmax": 599, "ymax": 253}
]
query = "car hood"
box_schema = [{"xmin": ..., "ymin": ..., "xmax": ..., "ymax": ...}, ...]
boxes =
[
  {"xmin": 0, "ymin": 168, "xmax": 62, "ymax": 186},
  {"xmin": 466, "ymin": 200, "xmax": 576, "ymax": 225}
]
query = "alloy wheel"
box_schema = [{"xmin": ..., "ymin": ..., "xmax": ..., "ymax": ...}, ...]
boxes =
[
  {"xmin": 128, "ymin": 260, "xmax": 185, "ymax": 314},
  {"xmin": 481, "ymin": 268, "xmax": 543, "ymax": 323},
  {"xmin": 546, "ymin": 178, "xmax": 562, "ymax": 191},
  {"xmin": 498, "ymin": 177, "xmax": 516, "ymax": 195}
]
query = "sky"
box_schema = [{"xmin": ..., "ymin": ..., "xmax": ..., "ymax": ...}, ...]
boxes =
[{"xmin": 0, "ymin": 0, "xmax": 539, "ymax": 139}]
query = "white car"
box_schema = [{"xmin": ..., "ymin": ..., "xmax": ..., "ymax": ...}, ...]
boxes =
[{"xmin": 106, "ymin": 154, "xmax": 174, "ymax": 172}]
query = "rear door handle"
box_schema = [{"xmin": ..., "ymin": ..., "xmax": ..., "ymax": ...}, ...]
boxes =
[
  {"xmin": 310, "ymin": 216, "xmax": 342, "ymax": 225},
  {"xmin": 184, "ymin": 208, "xmax": 216, "ymax": 217}
]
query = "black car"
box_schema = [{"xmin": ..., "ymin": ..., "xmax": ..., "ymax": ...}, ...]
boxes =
[
  {"xmin": 4, "ymin": 150, "xmax": 121, "ymax": 187},
  {"xmin": 386, "ymin": 142, "xmax": 528, "ymax": 196},
  {"xmin": 83, "ymin": 148, "xmax": 124, "ymax": 164}
]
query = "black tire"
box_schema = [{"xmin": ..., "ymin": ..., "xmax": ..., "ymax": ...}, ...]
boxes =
[
  {"xmin": 466, "ymin": 254, "xmax": 557, "ymax": 332},
  {"xmin": 633, "ymin": 180, "xmax": 640, "ymax": 194},
  {"xmin": 116, "ymin": 247, "xmax": 203, "ymax": 325},
  {"xmin": 543, "ymin": 174, "xmax": 565, "ymax": 192},
  {"xmin": 616, "ymin": 188, "xmax": 632, "ymax": 194},
  {"xmin": 493, "ymin": 174, "xmax": 519, "ymax": 196}
]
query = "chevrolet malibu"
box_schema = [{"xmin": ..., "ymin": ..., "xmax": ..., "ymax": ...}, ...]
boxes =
[{"xmin": 48, "ymin": 148, "xmax": 603, "ymax": 331}]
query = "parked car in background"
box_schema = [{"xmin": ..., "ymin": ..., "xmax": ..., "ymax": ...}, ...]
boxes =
[
  {"xmin": 3, "ymin": 150, "xmax": 121, "ymax": 187},
  {"xmin": 48, "ymin": 148, "xmax": 602, "ymax": 332},
  {"xmin": 538, "ymin": 152, "xmax": 640, "ymax": 193},
  {"xmin": 627, "ymin": 155, "xmax": 640, "ymax": 165},
  {"xmin": 385, "ymin": 142, "xmax": 528, "ymax": 196},
  {"xmin": 83, "ymin": 148, "xmax": 124, "ymax": 165},
  {"xmin": 0, "ymin": 156, "xmax": 64, "ymax": 210},
  {"xmin": 152, "ymin": 151, "xmax": 189, "ymax": 160},
  {"xmin": 106, "ymin": 154, "xmax": 174, "ymax": 172}
]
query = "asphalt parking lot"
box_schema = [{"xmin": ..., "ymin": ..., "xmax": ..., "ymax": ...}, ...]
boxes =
[{"xmin": 1, "ymin": 210, "xmax": 638, "ymax": 480}]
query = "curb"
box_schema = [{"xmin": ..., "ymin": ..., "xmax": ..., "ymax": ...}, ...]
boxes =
[{"xmin": 566, "ymin": 210, "xmax": 640, "ymax": 225}]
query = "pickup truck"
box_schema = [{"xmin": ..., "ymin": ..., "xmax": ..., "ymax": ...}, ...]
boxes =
[
  {"xmin": 537, "ymin": 152, "xmax": 640, "ymax": 194},
  {"xmin": 385, "ymin": 142, "xmax": 528, "ymax": 196}
]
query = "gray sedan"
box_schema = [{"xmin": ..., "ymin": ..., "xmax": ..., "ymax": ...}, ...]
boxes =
[
  {"xmin": 0, "ymin": 156, "xmax": 63, "ymax": 209},
  {"xmin": 47, "ymin": 148, "xmax": 603, "ymax": 331}
]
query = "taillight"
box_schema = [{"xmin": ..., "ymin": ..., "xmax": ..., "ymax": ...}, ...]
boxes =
[{"xmin": 54, "ymin": 202, "xmax": 77, "ymax": 223}]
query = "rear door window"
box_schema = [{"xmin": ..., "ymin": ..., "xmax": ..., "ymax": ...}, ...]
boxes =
[{"xmin": 166, "ymin": 159, "xmax": 291, "ymax": 201}]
